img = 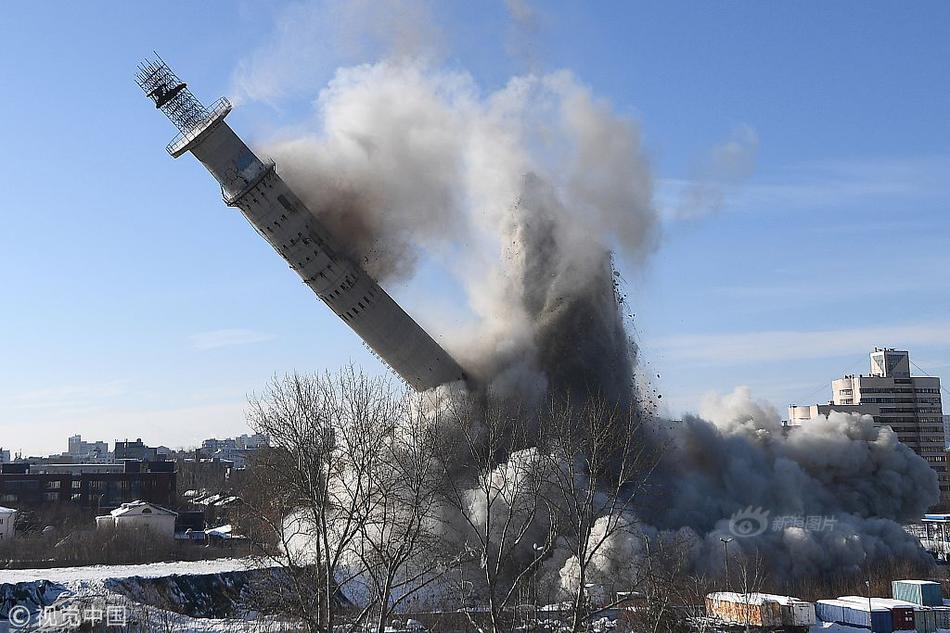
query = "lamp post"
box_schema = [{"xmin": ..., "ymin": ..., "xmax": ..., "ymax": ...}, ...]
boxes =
[
  {"xmin": 864, "ymin": 551, "xmax": 873, "ymax": 633},
  {"xmin": 532, "ymin": 543, "xmax": 544, "ymax": 616},
  {"xmin": 720, "ymin": 537, "xmax": 733, "ymax": 590}
]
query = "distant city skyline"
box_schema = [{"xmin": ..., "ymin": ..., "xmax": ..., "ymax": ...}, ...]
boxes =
[{"xmin": 2, "ymin": 1, "xmax": 949, "ymax": 454}]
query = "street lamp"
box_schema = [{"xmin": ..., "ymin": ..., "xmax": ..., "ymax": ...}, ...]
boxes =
[
  {"xmin": 532, "ymin": 543, "xmax": 545, "ymax": 613},
  {"xmin": 864, "ymin": 551, "xmax": 873, "ymax": 633},
  {"xmin": 720, "ymin": 537, "xmax": 733, "ymax": 590}
]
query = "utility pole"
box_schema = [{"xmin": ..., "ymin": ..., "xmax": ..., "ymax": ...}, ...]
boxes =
[{"xmin": 864, "ymin": 550, "xmax": 873, "ymax": 633}]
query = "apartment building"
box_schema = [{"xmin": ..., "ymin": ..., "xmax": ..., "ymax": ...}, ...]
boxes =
[{"xmin": 789, "ymin": 348, "xmax": 947, "ymax": 498}]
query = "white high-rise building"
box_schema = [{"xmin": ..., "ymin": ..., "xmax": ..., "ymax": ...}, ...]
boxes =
[
  {"xmin": 67, "ymin": 435, "xmax": 111, "ymax": 462},
  {"xmin": 789, "ymin": 348, "xmax": 947, "ymax": 499}
]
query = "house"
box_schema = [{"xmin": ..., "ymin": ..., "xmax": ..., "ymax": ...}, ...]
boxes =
[
  {"xmin": 0, "ymin": 506, "xmax": 15, "ymax": 541},
  {"xmin": 96, "ymin": 500, "xmax": 177, "ymax": 540}
]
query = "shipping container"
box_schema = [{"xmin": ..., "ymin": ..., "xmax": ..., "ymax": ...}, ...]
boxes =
[
  {"xmin": 914, "ymin": 608, "xmax": 937, "ymax": 633},
  {"xmin": 930, "ymin": 606, "xmax": 950, "ymax": 629},
  {"xmin": 706, "ymin": 592, "xmax": 815, "ymax": 628},
  {"xmin": 816, "ymin": 600, "xmax": 845, "ymax": 625},
  {"xmin": 838, "ymin": 597, "xmax": 916, "ymax": 632},
  {"xmin": 817, "ymin": 599, "xmax": 893, "ymax": 633},
  {"xmin": 893, "ymin": 581, "xmax": 944, "ymax": 607}
]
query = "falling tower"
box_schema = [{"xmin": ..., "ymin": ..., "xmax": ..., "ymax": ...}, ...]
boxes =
[{"xmin": 135, "ymin": 57, "xmax": 466, "ymax": 391}]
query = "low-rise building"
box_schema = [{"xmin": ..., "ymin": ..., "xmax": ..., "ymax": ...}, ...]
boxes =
[
  {"xmin": 0, "ymin": 506, "xmax": 15, "ymax": 541},
  {"xmin": 114, "ymin": 438, "xmax": 159, "ymax": 461},
  {"xmin": 0, "ymin": 460, "xmax": 176, "ymax": 510},
  {"xmin": 96, "ymin": 500, "xmax": 177, "ymax": 540}
]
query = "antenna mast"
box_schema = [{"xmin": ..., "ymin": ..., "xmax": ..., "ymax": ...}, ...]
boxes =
[{"xmin": 135, "ymin": 55, "xmax": 210, "ymax": 134}]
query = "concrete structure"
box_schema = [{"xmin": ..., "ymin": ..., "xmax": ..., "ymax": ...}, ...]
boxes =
[
  {"xmin": 114, "ymin": 438, "xmax": 159, "ymax": 461},
  {"xmin": 200, "ymin": 433, "xmax": 268, "ymax": 468},
  {"xmin": 201, "ymin": 433, "xmax": 268, "ymax": 454},
  {"xmin": 0, "ymin": 461, "xmax": 176, "ymax": 509},
  {"xmin": 0, "ymin": 449, "xmax": 9, "ymax": 464},
  {"xmin": 789, "ymin": 349, "xmax": 947, "ymax": 498},
  {"xmin": 67, "ymin": 435, "xmax": 110, "ymax": 462},
  {"xmin": 96, "ymin": 500, "xmax": 177, "ymax": 540},
  {"xmin": 0, "ymin": 506, "xmax": 15, "ymax": 541},
  {"xmin": 135, "ymin": 58, "xmax": 466, "ymax": 392}
]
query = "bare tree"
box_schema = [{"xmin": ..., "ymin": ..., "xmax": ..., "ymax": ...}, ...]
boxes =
[
  {"xmin": 347, "ymin": 391, "xmax": 454, "ymax": 633},
  {"xmin": 735, "ymin": 547, "xmax": 767, "ymax": 633},
  {"xmin": 243, "ymin": 369, "xmax": 401, "ymax": 633},
  {"xmin": 621, "ymin": 531, "xmax": 708, "ymax": 633},
  {"xmin": 538, "ymin": 397, "xmax": 661, "ymax": 633},
  {"xmin": 434, "ymin": 396, "xmax": 558, "ymax": 633}
]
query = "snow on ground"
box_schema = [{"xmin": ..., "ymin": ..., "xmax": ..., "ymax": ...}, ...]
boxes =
[
  {"xmin": 0, "ymin": 558, "xmax": 273, "ymax": 632},
  {"xmin": 0, "ymin": 557, "xmax": 253, "ymax": 585}
]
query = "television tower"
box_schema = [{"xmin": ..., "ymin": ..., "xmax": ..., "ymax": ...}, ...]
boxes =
[{"xmin": 135, "ymin": 57, "xmax": 466, "ymax": 391}]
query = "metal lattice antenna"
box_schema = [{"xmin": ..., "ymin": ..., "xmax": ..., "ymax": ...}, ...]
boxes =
[{"xmin": 135, "ymin": 54, "xmax": 210, "ymax": 134}]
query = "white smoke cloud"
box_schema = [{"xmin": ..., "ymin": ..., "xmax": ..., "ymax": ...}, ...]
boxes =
[
  {"xmin": 699, "ymin": 385, "xmax": 782, "ymax": 434},
  {"xmin": 261, "ymin": 59, "xmax": 657, "ymax": 401},
  {"xmin": 671, "ymin": 125, "xmax": 759, "ymax": 220},
  {"xmin": 238, "ymin": 2, "xmax": 938, "ymax": 594},
  {"xmin": 230, "ymin": 0, "xmax": 443, "ymax": 107},
  {"xmin": 555, "ymin": 387, "xmax": 937, "ymax": 587}
]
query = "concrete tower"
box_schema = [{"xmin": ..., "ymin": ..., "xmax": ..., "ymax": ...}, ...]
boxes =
[{"xmin": 135, "ymin": 58, "xmax": 466, "ymax": 391}]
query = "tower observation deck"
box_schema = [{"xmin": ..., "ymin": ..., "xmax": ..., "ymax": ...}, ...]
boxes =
[{"xmin": 135, "ymin": 57, "xmax": 466, "ymax": 391}]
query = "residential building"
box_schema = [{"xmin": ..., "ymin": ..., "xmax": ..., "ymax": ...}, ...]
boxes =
[
  {"xmin": 114, "ymin": 438, "xmax": 159, "ymax": 461},
  {"xmin": 0, "ymin": 506, "xmax": 15, "ymax": 541},
  {"xmin": 201, "ymin": 433, "xmax": 268, "ymax": 453},
  {"xmin": 96, "ymin": 500, "xmax": 177, "ymax": 540},
  {"xmin": 789, "ymin": 348, "xmax": 947, "ymax": 499},
  {"xmin": 200, "ymin": 433, "xmax": 268, "ymax": 469},
  {"xmin": 0, "ymin": 460, "xmax": 176, "ymax": 510},
  {"xmin": 178, "ymin": 457, "xmax": 233, "ymax": 493}
]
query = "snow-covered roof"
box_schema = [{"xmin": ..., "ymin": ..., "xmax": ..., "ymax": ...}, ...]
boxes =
[
  {"xmin": 205, "ymin": 524, "xmax": 232, "ymax": 538},
  {"xmin": 0, "ymin": 506, "xmax": 16, "ymax": 514},
  {"xmin": 195, "ymin": 493, "xmax": 222, "ymax": 506},
  {"xmin": 838, "ymin": 596, "xmax": 920, "ymax": 609},
  {"xmin": 707, "ymin": 592, "xmax": 808, "ymax": 606},
  {"xmin": 110, "ymin": 500, "xmax": 177, "ymax": 517},
  {"xmin": 839, "ymin": 596, "xmax": 916, "ymax": 609},
  {"xmin": 818, "ymin": 598, "xmax": 888, "ymax": 612},
  {"xmin": 896, "ymin": 579, "xmax": 940, "ymax": 585}
]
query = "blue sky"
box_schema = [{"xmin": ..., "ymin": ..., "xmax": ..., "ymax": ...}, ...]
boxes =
[{"xmin": 2, "ymin": 1, "xmax": 949, "ymax": 456}]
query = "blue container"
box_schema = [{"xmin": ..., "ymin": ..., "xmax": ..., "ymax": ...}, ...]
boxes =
[
  {"xmin": 823, "ymin": 601, "xmax": 893, "ymax": 633},
  {"xmin": 817, "ymin": 601, "xmax": 845, "ymax": 624}
]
